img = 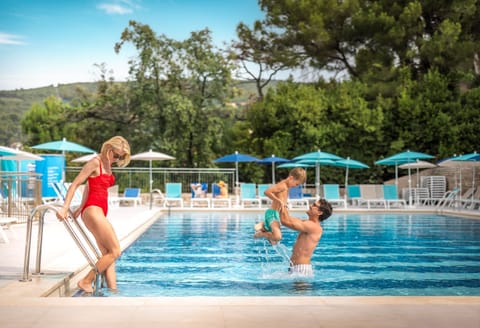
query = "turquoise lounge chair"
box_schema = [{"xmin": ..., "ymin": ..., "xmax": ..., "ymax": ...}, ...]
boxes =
[
  {"xmin": 323, "ymin": 184, "xmax": 347, "ymax": 208},
  {"xmin": 257, "ymin": 184, "xmax": 271, "ymax": 207},
  {"xmin": 240, "ymin": 183, "xmax": 261, "ymax": 208},
  {"xmin": 383, "ymin": 184, "xmax": 406, "ymax": 208},
  {"xmin": 164, "ymin": 183, "xmax": 184, "ymax": 208}
]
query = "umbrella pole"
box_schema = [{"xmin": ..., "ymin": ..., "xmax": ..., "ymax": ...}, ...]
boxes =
[
  {"xmin": 316, "ymin": 164, "xmax": 320, "ymax": 199},
  {"xmin": 271, "ymin": 163, "xmax": 275, "ymax": 184},
  {"xmin": 408, "ymin": 167, "xmax": 413, "ymax": 206},
  {"xmin": 235, "ymin": 161, "xmax": 239, "ymax": 206},
  {"xmin": 344, "ymin": 166, "xmax": 349, "ymax": 204},
  {"xmin": 149, "ymin": 160, "xmax": 153, "ymax": 210}
]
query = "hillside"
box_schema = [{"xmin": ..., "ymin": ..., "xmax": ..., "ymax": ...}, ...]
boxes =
[{"xmin": 0, "ymin": 80, "xmax": 274, "ymax": 146}]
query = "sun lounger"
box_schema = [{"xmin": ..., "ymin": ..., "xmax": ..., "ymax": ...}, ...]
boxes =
[
  {"xmin": 323, "ymin": 184, "xmax": 347, "ymax": 208},
  {"xmin": 383, "ymin": 184, "xmax": 406, "ymax": 208},
  {"xmin": 287, "ymin": 185, "xmax": 309, "ymax": 209},
  {"xmin": 211, "ymin": 183, "xmax": 231, "ymax": 208},
  {"xmin": 257, "ymin": 184, "xmax": 272, "ymax": 207},
  {"xmin": 240, "ymin": 183, "xmax": 261, "ymax": 208},
  {"xmin": 117, "ymin": 187, "xmax": 142, "ymax": 207},
  {"xmin": 358, "ymin": 184, "xmax": 387, "ymax": 209},
  {"xmin": 190, "ymin": 183, "xmax": 210, "ymax": 208},
  {"xmin": 164, "ymin": 183, "xmax": 184, "ymax": 208}
]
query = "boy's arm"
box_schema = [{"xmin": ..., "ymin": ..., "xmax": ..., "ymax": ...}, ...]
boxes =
[{"xmin": 265, "ymin": 182, "xmax": 288, "ymax": 203}]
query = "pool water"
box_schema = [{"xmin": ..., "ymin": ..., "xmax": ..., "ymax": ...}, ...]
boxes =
[{"xmin": 111, "ymin": 212, "xmax": 480, "ymax": 296}]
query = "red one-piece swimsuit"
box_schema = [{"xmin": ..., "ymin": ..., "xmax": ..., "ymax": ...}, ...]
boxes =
[{"xmin": 81, "ymin": 158, "xmax": 115, "ymax": 216}]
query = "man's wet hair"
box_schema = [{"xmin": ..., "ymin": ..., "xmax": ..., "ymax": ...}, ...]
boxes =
[{"xmin": 317, "ymin": 199, "xmax": 333, "ymax": 221}]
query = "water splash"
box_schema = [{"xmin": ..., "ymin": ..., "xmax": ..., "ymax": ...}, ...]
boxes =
[{"xmin": 272, "ymin": 243, "xmax": 293, "ymax": 267}]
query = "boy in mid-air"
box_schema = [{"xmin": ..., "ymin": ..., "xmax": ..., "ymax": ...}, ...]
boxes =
[{"xmin": 254, "ymin": 167, "xmax": 306, "ymax": 245}]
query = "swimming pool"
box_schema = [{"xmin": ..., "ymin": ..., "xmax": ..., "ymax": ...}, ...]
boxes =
[{"xmin": 111, "ymin": 212, "xmax": 480, "ymax": 296}]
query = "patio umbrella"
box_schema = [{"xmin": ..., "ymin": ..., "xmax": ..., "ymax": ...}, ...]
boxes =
[
  {"xmin": 71, "ymin": 153, "xmax": 98, "ymax": 163},
  {"xmin": 451, "ymin": 152, "xmax": 480, "ymax": 202},
  {"xmin": 214, "ymin": 151, "xmax": 260, "ymax": 206},
  {"xmin": 331, "ymin": 157, "xmax": 369, "ymax": 200},
  {"xmin": 0, "ymin": 146, "xmax": 44, "ymax": 161},
  {"xmin": 32, "ymin": 137, "xmax": 95, "ymax": 154},
  {"xmin": 293, "ymin": 150, "xmax": 342, "ymax": 198},
  {"xmin": 130, "ymin": 149, "xmax": 175, "ymax": 209},
  {"xmin": 257, "ymin": 155, "xmax": 289, "ymax": 184},
  {"xmin": 376, "ymin": 150, "xmax": 434, "ymax": 205},
  {"xmin": 399, "ymin": 160, "xmax": 437, "ymax": 187}
]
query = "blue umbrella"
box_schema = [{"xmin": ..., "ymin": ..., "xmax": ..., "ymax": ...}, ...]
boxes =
[
  {"xmin": 293, "ymin": 150, "xmax": 342, "ymax": 198},
  {"xmin": 32, "ymin": 137, "xmax": 95, "ymax": 154},
  {"xmin": 214, "ymin": 151, "xmax": 259, "ymax": 190},
  {"xmin": 258, "ymin": 155, "xmax": 289, "ymax": 184}
]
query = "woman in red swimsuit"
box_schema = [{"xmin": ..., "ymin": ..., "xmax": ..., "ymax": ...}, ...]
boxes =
[{"xmin": 56, "ymin": 136, "xmax": 131, "ymax": 293}]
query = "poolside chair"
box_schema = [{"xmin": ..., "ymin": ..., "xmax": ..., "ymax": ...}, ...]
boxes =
[
  {"xmin": 190, "ymin": 182, "xmax": 210, "ymax": 208},
  {"xmin": 211, "ymin": 183, "xmax": 231, "ymax": 208},
  {"xmin": 347, "ymin": 184, "xmax": 362, "ymax": 207},
  {"xmin": 383, "ymin": 184, "xmax": 406, "ymax": 208},
  {"xmin": 322, "ymin": 184, "xmax": 347, "ymax": 208},
  {"xmin": 435, "ymin": 188, "xmax": 460, "ymax": 209},
  {"xmin": 117, "ymin": 187, "xmax": 142, "ymax": 207},
  {"xmin": 164, "ymin": 183, "xmax": 184, "ymax": 208},
  {"xmin": 52, "ymin": 181, "xmax": 83, "ymax": 207},
  {"xmin": 257, "ymin": 184, "xmax": 272, "ymax": 207},
  {"xmin": 287, "ymin": 185, "xmax": 309, "ymax": 209},
  {"xmin": 462, "ymin": 188, "xmax": 480, "ymax": 210},
  {"xmin": 240, "ymin": 183, "xmax": 261, "ymax": 208},
  {"xmin": 358, "ymin": 184, "xmax": 387, "ymax": 209}
]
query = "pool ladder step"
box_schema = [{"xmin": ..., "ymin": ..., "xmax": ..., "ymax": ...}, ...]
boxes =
[{"xmin": 20, "ymin": 203, "xmax": 104, "ymax": 296}]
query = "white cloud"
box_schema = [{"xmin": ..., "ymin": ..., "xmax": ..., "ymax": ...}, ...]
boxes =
[
  {"xmin": 97, "ymin": 3, "xmax": 133, "ymax": 15},
  {"xmin": 0, "ymin": 32, "xmax": 26, "ymax": 45}
]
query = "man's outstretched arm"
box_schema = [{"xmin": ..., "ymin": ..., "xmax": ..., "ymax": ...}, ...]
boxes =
[{"xmin": 279, "ymin": 206, "xmax": 306, "ymax": 232}]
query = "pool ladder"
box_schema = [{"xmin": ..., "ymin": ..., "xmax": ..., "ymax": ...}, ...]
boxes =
[{"xmin": 20, "ymin": 203, "xmax": 103, "ymax": 296}]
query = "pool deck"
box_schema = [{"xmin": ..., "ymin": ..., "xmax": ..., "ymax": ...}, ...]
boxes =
[{"xmin": 1, "ymin": 205, "xmax": 479, "ymax": 328}]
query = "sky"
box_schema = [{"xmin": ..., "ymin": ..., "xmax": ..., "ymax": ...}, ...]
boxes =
[{"xmin": 0, "ymin": 0, "xmax": 265, "ymax": 90}]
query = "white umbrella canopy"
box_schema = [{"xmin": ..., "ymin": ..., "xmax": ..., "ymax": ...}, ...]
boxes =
[
  {"xmin": 0, "ymin": 146, "xmax": 44, "ymax": 161},
  {"xmin": 71, "ymin": 153, "xmax": 98, "ymax": 163},
  {"xmin": 130, "ymin": 149, "xmax": 175, "ymax": 209},
  {"xmin": 399, "ymin": 160, "xmax": 437, "ymax": 187}
]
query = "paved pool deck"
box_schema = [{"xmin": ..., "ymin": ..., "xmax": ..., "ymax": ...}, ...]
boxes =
[{"xmin": 0, "ymin": 205, "xmax": 479, "ymax": 328}]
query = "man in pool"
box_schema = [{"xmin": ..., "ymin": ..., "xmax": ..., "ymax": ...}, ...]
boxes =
[{"xmin": 279, "ymin": 199, "xmax": 333, "ymax": 276}]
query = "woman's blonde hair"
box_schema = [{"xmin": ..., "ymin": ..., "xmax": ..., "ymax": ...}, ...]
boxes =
[{"xmin": 100, "ymin": 136, "xmax": 131, "ymax": 167}]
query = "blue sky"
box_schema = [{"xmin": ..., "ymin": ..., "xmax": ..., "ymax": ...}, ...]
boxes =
[{"xmin": 0, "ymin": 0, "xmax": 264, "ymax": 90}]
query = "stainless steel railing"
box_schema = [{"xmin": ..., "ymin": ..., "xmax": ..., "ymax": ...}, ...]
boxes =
[{"xmin": 20, "ymin": 203, "xmax": 103, "ymax": 296}]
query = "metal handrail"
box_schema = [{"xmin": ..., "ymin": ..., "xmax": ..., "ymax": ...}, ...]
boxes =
[{"xmin": 21, "ymin": 203, "xmax": 103, "ymax": 295}]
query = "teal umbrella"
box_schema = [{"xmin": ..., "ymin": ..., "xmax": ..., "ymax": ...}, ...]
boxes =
[
  {"xmin": 293, "ymin": 150, "xmax": 342, "ymax": 198},
  {"xmin": 32, "ymin": 137, "xmax": 95, "ymax": 155},
  {"xmin": 376, "ymin": 150, "xmax": 434, "ymax": 205},
  {"xmin": 332, "ymin": 157, "xmax": 369, "ymax": 199}
]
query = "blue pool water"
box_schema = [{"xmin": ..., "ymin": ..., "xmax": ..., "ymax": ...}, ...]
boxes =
[{"xmin": 112, "ymin": 212, "xmax": 480, "ymax": 296}]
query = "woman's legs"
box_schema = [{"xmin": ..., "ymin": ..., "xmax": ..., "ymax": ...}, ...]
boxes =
[{"xmin": 79, "ymin": 207, "xmax": 121, "ymax": 292}]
